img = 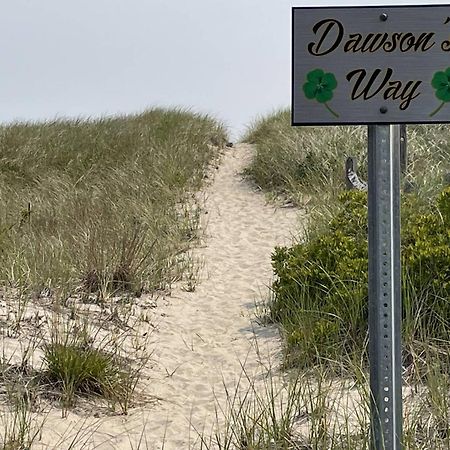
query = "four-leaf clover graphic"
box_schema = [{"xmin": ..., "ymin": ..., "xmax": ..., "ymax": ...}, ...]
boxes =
[
  {"xmin": 303, "ymin": 69, "xmax": 339, "ymax": 118},
  {"xmin": 430, "ymin": 68, "xmax": 450, "ymax": 117}
]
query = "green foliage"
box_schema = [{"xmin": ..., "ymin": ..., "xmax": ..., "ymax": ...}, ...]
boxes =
[
  {"xmin": 0, "ymin": 108, "xmax": 227, "ymax": 297},
  {"xmin": 403, "ymin": 187, "xmax": 450, "ymax": 292},
  {"xmin": 243, "ymin": 109, "xmax": 450, "ymax": 204},
  {"xmin": 42, "ymin": 324, "xmax": 134, "ymax": 411},
  {"xmin": 271, "ymin": 188, "xmax": 450, "ymax": 368},
  {"xmin": 44, "ymin": 343, "xmax": 112, "ymax": 399}
]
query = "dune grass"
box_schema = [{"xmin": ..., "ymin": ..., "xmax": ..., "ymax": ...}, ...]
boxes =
[
  {"xmin": 0, "ymin": 108, "xmax": 227, "ymax": 298},
  {"xmin": 201, "ymin": 355, "xmax": 450, "ymax": 449},
  {"xmin": 243, "ymin": 109, "xmax": 450, "ymax": 205},
  {"xmin": 0, "ymin": 107, "xmax": 227, "ymax": 446},
  {"xmin": 43, "ymin": 324, "xmax": 122, "ymax": 408}
]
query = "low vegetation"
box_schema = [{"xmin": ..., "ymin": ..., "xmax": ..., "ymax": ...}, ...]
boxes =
[
  {"xmin": 223, "ymin": 109, "xmax": 450, "ymax": 448},
  {"xmin": 0, "ymin": 108, "xmax": 227, "ymax": 447},
  {"xmin": 243, "ymin": 109, "xmax": 450, "ymax": 204},
  {"xmin": 0, "ymin": 108, "xmax": 227, "ymax": 298},
  {"xmin": 42, "ymin": 320, "xmax": 142, "ymax": 414},
  {"xmin": 271, "ymin": 187, "xmax": 449, "ymax": 370},
  {"xmin": 204, "ymin": 359, "xmax": 450, "ymax": 449}
]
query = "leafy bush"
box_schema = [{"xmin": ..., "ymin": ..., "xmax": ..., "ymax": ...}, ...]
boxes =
[{"xmin": 270, "ymin": 187, "xmax": 450, "ymax": 368}]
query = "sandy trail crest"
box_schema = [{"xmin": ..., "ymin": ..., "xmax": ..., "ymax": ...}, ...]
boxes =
[{"xmin": 38, "ymin": 143, "xmax": 301, "ymax": 449}]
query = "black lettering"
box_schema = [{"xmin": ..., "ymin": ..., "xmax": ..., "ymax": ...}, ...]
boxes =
[
  {"xmin": 347, "ymin": 68, "xmax": 421, "ymax": 110},
  {"xmin": 414, "ymin": 33, "xmax": 435, "ymax": 51},
  {"xmin": 346, "ymin": 68, "xmax": 392, "ymax": 100},
  {"xmin": 384, "ymin": 81, "xmax": 403, "ymax": 101},
  {"xmin": 308, "ymin": 19, "xmax": 344, "ymax": 56},
  {"xmin": 361, "ymin": 33, "xmax": 388, "ymax": 52},
  {"xmin": 398, "ymin": 81, "xmax": 422, "ymax": 110},
  {"xmin": 384, "ymin": 33, "xmax": 401, "ymax": 52},
  {"xmin": 344, "ymin": 34, "xmax": 362, "ymax": 52},
  {"xmin": 399, "ymin": 33, "xmax": 415, "ymax": 52},
  {"xmin": 384, "ymin": 80, "xmax": 421, "ymax": 110},
  {"xmin": 442, "ymin": 18, "xmax": 450, "ymax": 51}
]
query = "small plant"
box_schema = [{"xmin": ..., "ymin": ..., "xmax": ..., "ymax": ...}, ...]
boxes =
[
  {"xmin": 42, "ymin": 322, "xmax": 139, "ymax": 413},
  {"xmin": 0, "ymin": 372, "xmax": 44, "ymax": 450},
  {"xmin": 0, "ymin": 402, "xmax": 42, "ymax": 450},
  {"xmin": 200, "ymin": 358, "xmax": 374, "ymax": 450},
  {"xmin": 199, "ymin": 368, "xmax": 301, "ymax": 449}
]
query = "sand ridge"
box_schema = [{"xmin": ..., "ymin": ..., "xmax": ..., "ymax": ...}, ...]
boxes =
[{"xmin": 34, "ymin": 143, "xmax": 302, "ymax": 449}]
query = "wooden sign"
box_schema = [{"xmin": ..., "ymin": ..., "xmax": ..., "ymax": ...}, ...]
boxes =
[{"xmin": 292, "ymin": 5, "xmax": 450, "ymax": 125}]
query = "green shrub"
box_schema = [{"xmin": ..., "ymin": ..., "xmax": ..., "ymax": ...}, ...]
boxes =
[
  {"xmin": 271, "ymin": 187, "xmax": 450, "ymax": 368},
  {"xmin": 403, "ymin": 187, "xmax": 450, "ymax": 292}
]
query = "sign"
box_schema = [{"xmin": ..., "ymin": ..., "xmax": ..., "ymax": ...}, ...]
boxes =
[{"xmin": 292, "ymin": 5, "xmax": 450, "ymax": 125}]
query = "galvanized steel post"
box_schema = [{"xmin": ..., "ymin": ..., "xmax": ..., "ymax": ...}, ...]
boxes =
[{"xmin": 368, "ymin": 125, "xmax": 403, "ymax": 449}]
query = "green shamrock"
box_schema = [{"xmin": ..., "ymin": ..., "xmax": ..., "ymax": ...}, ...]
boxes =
[
  {"xmin": 303, "ymin": 69, "xmax": 339, "ymax": 118},
  {"xmin": 430, "ymin": 68, "xmax": 450, "ymax": 117}
]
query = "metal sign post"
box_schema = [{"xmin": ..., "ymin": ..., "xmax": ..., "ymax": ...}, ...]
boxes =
[{"xmin": 368, "ymin": 125, "xmax": 403, "ymax": 449}]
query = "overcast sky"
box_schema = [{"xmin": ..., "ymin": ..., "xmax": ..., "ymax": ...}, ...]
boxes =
[{"xmin": 1, "ymin": 0, "xmax": 449, "ymax": 138}]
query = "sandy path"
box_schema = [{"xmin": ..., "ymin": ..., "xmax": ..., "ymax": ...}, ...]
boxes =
[{"xmin": 37, "ymin": 144, "xmax": 302, "ymax": 449}]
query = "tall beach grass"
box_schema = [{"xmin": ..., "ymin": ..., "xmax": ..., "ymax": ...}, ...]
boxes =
[
  {"xmin": 0, "ymin": 108, "xmax": 227, "ymax": 446},
  {"xmin": 243, "ymin": 109, "xmax": 450, "ymax": 205},
  {"xmin": 0, "ymin": 108, "xmax": 227, "ymax": 298}
]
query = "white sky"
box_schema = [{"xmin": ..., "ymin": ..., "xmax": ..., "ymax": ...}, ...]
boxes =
[{"xmin": 1, "ymin": 0, "xmax": 449, "ymax": 138}]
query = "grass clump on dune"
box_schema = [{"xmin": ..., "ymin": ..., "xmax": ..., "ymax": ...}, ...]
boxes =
[
  {"xmin": 0, "ymin": 108, "xmax": 227, "ymax": 298},
  {"xmin": 42, "ymin": 321, "xmax": 141, "ymax": 414},
  {"xmin": 243, "ymin": 109, "xmax": 450, "ymax": 204}
]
